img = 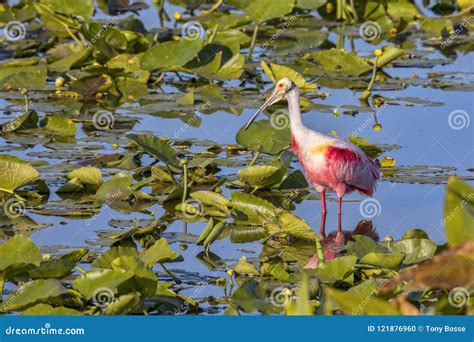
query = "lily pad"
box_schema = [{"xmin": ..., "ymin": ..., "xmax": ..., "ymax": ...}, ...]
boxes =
[
  {"xmin": 0, "ymin": 155, "xmax": 40, "ymax": 193},
  {"xmin": 236, "ymin": 120, "xmax": 290, "ymax": 155}
]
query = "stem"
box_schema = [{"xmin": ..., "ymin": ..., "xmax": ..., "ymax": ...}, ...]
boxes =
[
  {"xmin": 181, "ymin": 160, "xmax": 188, "ymax": 205},
  {"xmin": 247, "ymin": 23, "xmax": 260, "ymax": 60},
  {"xmin": 349, "ymin": 0, "xmax": 358, "ymax": 21},
  {"xmin": 359, "ymin": 56, "xmax": 379, "ymax": 101},
  {"xmin": 367, "ymin": 56, "xmax": 379, "ymax": 92},
  {"xmin": 0, "ymin": 272, "xmax": 4, "ymax": 298},
  {"xmin": 336, "ymin": 32, "xmax": 344, "ymax": 49},
  {"xmin": 75, "ymin": 265, "xmax": 86, "ymax": 274},
  {"xmin": 249, "ymin": 150, "xmax": 260, "ymax": 166},
  {"xmin": 202, "ymin": 0, "xmax": 223, "ymax": 15},
  {"xmin": 160, "ymin": 263, "xmax": 182, "ymax": 284},
  {"xmin": 315, "ymin": 235, "xmax": 326, "ymax": 263},
  {"xmin": 165, "ymin": 163, "xmax": 178, "ymax": 185}
]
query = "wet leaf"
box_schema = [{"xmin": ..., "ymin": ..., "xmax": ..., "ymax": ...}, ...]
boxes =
[
  {"xmin": 391, "ymin": 239, "xmax": 437, "ymax": 264},
  {"xmin": 141, "ymin": 39, "xmax": 203, "ymax": 70},
  {"xmin": 235, "ymin": 256, "xmax": 259, "ymax": 276},
  {"xmin": 245, "ymin": 0, "xmax": 294, "ymax": 23},
  {"xmin": 41, "ymin": 114, "xmax": 77, "ymax": 136},
  {"xmin": 236, "ymin": 120, "xmax": 290, "ymax": 155},
  {"xmin": 127, "ymin": 133, "xmax": 180, "ymax": 166},
  {"xmin": 67, "ymin": 166, "xmax": 103, "ymax": 188},
  {"xmin": 1, "ymin": 110, "xmax": 39, "ymax": 133},
  {"xmin": 1, "ymin": 279, "xmax": 69, "ymax": 312},
  {"xmin": 0, "ymin": 235, "xmax": 41, "ymax": 274},
  {"xmin": 139, "ymin": 238, "xmax": 180, "ymax": 266},
  {"xmin": 444, "ymin": 176, "xmax": 474, "ymax": 246},
  {"xmin": 22, "ymin": 303, "xmax": 81, "ymax": 315},
  {"xmin": 0, "ymin": 155, "xmax": 40, "ymax": 193},
  {"xmin": 95, "ymin": 172, "xmax": 133, "ymax": 203},
  {"xmin": 231, "ymin": 280, "xmax": 277, "ymax": 313},
  {"xmin": 359, "ymin": 252, "xmax": 405, "ymax": 269},
  {"xmin": 312, "ymin": 255, "xmax": 357, "ymax": 283},
  {"xmin": 325, "ymin": 287, "xmax": 398, "ymax": 315}
]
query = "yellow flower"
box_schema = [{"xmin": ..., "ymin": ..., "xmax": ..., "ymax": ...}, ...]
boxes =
[
  {"xmin": 112, "ymin": 143, "xmax": 119, "ymax": 149},
  {"xmin": 384, "ymin": 235, "xmax": 393, "ymax": 242},
  {"xmin": 390, "ymin": 28, "xmax": 397, "ymax": 37},
  {"xmin": 172, "ymin": 35, "xmax": 180, "ymax": 41},
  {"xmin": 226, "ymin": 269, "xmax": 234, "ymax": 277},
  {"xmin": 372, "ymin": 123, "xmax": 382, "ymax": 131},
  {"xmin": 374, "ymin": 49, "xmax": 383, "ymax": 57},
  {"xmin": 373, "ymin": 96, "xmax": 385, "ymax": 107},
  {"xmin": 173, "ymin": 11, "xmax": 182, "ymax": 21},
  {"xmin": 326, "ymin": 3, "xmax": 334, "ymax": 13},
  {"xmin": 55, "ymin": 76, "xmax": 65, "ymax": 87}
]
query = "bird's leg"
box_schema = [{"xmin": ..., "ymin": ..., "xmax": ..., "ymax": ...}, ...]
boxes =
[
  {"xmin": 319, "ymin": 191, "xmax": 327, "ymax": 238},
  {"xmin": 335, "ymin": 196, "xmax": 344, "ymax": 245}
]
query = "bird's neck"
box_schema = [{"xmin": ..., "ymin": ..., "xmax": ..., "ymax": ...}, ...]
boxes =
[{"xmin": 286, "ymin": 87, "xmax": 307, "ymax": 138}]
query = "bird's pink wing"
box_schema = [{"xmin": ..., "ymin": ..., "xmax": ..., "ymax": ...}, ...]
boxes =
[{"xmin": 325, "ymin": 144, "xmax": 380, "ymax": 196}]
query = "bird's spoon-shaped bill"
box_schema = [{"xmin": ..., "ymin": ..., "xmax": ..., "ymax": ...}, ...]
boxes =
[{"xmin": 244, "ymin": 87, "xmax": 284, "ymax": 130}]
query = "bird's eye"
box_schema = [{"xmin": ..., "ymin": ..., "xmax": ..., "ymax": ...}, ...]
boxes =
[{"xmin": 278, "ymin": 83, "xmax": 283, "ymax": 89}]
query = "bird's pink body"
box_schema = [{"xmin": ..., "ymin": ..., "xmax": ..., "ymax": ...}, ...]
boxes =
[{"xmin": 291, "ymin": 135, "xmax": 379, "ymax": 198}]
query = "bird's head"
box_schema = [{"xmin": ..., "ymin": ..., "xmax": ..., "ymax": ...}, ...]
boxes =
[{"xmin": 245, "ymin": 77, "xmax": 297, "ymax": 129}]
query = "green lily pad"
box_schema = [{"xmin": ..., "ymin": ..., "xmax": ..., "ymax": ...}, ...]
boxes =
[
  {"xmin": 231, "ymin": 280, "xmax": 277, "ymax": 314},
  {"xmin": 127, "ymin": 133, "xmax": 180, "ymax": 166},
  {"xmin": 347, "ymin": 235, "xmax": 388, "ymax": 259},
  {"xmin": 359, "ymin": 252, "xmax": 405, "ymax": 269},
  {"xmin": 391, "ymin": 239, "xmax": 437, "ymax": 264},
  {"xmin": 307, "ymin": 49, "xmax": 371, "ymax": 76},
  {"xmin": 235, "ymin": 256, "xmax": 260, "ymax": 276},
  {"xmin": 1, "ymin": 279, "xmax": 69, "ymax": 312},
  {"xmin": 1, "ymin": 110, "xmax": 38, "ymax": 133},
  {"xmin": 22, "ymin": 303, "xmax": 81, "ymax": 316},
  {"xmin": 141, "ymin": 39, "xmax": 203, "ymax": 70},
  {"xmin": 444, "ymin": 176, "xmax": 474, "ymax": 246},
  {"xmin": 325, "ymin": 287, "xmax": 398, "ymax": 315},
  {"xmin": 41, "ymin": 114, "xmax": 77, "ymax": 136},
  {"xmin": 0, "ymin": 235, "xmax": 41, "ymax": 275},
  {"xmin": 0, "ymin": 155, "xmax": 39, "ymax": 193},
  {"xmin": 236, "ymin": 120, "xmax": 290, "ymax": 155},
  {"xmin": 245, "ymin": 0, "xmax": 294, "ymax": 23},
  {"xmin": 67, "ymin": 167, "xmax": 103, "ymax": 188},
  {"xmin": 92, "ymin": 246, "xmax": 138, "ymax": 268},
  {"xmin": 261, "ymin": 61, "xmax": 316, "ymax": 90},
  {"xmin": 95, "ymin": 172, "xmax": 133, "ymax": 203},
  {"xmin": 313, "ymin": 255, "xmax": 357, "ymax": 283},
  {"xmin": 139, "ymin": 238, "xmax": 180, "ymax": 266}
]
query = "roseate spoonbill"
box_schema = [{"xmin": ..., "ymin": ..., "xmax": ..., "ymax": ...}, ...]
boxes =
[{"xmin": 246, "ymin": 77, "xmax": 380, "ymax": 243}]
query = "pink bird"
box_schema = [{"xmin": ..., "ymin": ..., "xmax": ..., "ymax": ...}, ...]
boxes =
[{"xmin": 246, "ymin": 78, "xmax": 380, "ymax": 243}]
